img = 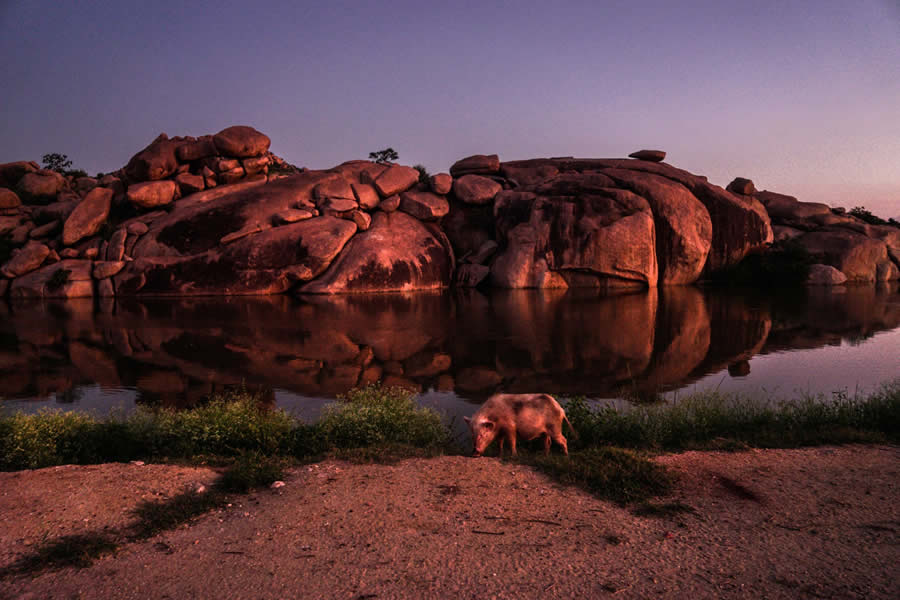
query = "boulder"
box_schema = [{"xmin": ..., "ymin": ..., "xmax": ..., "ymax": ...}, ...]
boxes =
[
  {"xmin": 127, "ymin": 180, "xmax": 177, "ymax": 209},
  {"xmin": 299, "ymin": 211, "xmax": 453, "ymax": 294},
  {"xmin": 600, "ymin": 169, "xmax": 710, "ymax": 283},
  {"xmin": 1, "ymin": 241, "xmax": 50, "ymax": 278},
  {"xmin": 127, "ymin": 221, "xmax": 150, "ymax": 236},
  {"xmin": 773, "ymin": 225, "xmax": 804, "ymax": 242},
  {"xmin": 16, "ymin": 171, "xmax": 64, "ymax": 202},
  {"xmin": 92, "ymin": 261, "xmax": 125, "ymax": 279},
  {"xmin": 0, "ymin": 188, "xmax": 20, "ymax": 209},
  {"xmin": 467, "ymin": 239, "xmax": 499, "ymax": 265},
  {"xmin": 430, "ymin": 173, "xmax": 452, "ymax": 195},
  {"xmin": 175, "ymin": 173, "xmax": 205, "ymax": 195},
  {"xmin": 351, "ymin": 210, "xmax": 372, "ymax": 231},
  {"xmin": 450, "ymin": 154, "xmax": 500, "ymax": 177},
  {"xmin": 726, "ymin": 177, "xmax": 756, "ymax": 195},
  {"xmin": 242, "ymin": 156, "xmax": 270, "ymax": 175},
  {"xmin": 219, "ymin": 166, "xmax": 245, "ymax": 184},
  {"xmin": 399, "ymin": 191, "xmax": 449, "ymax": 221},
  {"xmin": 351, "ymin": 183, "xmax": 379, "ymax": 210},
  {"xmin": 806, "ymin": 264, "xmax": 847, "ymax": 285},
  {"xmin": 0, "ymin": 160, "xmax": 39, "ymax": 188},
  {"xmin": 500, "ymin": 162, "xmax": 560, "ymax": 187},
  {"xmin": 628, "ymin": 149, "xmax": 666, "ymax": 162},
  {"xmin": 274, "ymin": 208, "xmax": 315, "ymax": 224},
  {"xmin": 124, "ymin": 133, "xmax": 183, "ymax": 182},
  {"xmin": 442, "ymin": 200, "xmax": 495, "ymax": 259},
  {"xmin": 455, "ymin": 263, "xmax": 490, "ymax": 287},
  {"xmin": 455, "ymin": 366, "xmax": 502, "ymax": 391},
  {"xmin": 379, "ymin": 195, "xmax": 400, "ymax": 212},
  {"xmin": 757, "ymin": 191, "xmax": 831, "ymax": 221},
  {"xmin": 797, "ymin": 230, "xmax": 890, "ymax": 282},
  {"xmin": 175, "ymin": 136, "xmax": 217, "ymax": 162},
  {"xmin": 452, "ymin": 174, "xmax": 502, "ymax": 205},
  {"xmin": 315, "ymin": 179, "xmax": 355, "ymax": 201},
  {"xmin": 106, "ymin": 228, "xmax": 127, "ymax": 261},
  {"xmin": 9, "ymin": 259, "xmax": 93, "ymax": 299},
  {"xmin": 29, "ymin": 220, "xmax": 60, "ymax": 239},
  {"xmin": 373, "ymin": 165, "xmax": 420, "ymax": 197},
  {"xmin": 74, "ymin": 176, "xmax": 98, "ymax": 194},
  {"xmin": 320, "ymin": 197, "xmax": 358, "ymax": 213},
  {"xmin": 62, "ymin": 187, "xmax": 113, "ymax": 245},
  {"xmin": 213, "ymin": 125, "xmax": 270, "ymax": 158}
]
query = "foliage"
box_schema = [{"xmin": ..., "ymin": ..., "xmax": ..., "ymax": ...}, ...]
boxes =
[
  {"xmin": 46, "ymin": 268, "xmax": 71, "ymax": 291},
  {"xmin": 217, "ymin": 450, "xmax": 286, "ymax": 493},
  {"xmin": 413, "ymin": 164, "xmax": 430, "ymax": 184},
  {"xmin": 368, "ymin": 147, "xmax": 399, "ymax": 164},
  {"xmin": 849, "ymin": 206, "xmax": 899, "ymax": 228},
  {"xmin": 41, "ymin": 152, "xmax": 72, "ymax": 173},
  {"xmin": 713, "ymin": 239, "xmax": 818, "ymax": 286}
]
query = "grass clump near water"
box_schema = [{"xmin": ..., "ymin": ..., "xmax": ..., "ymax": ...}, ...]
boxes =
[{"xmin": 563, "ymin": 379, "xmax": 900, "ymax": 451}]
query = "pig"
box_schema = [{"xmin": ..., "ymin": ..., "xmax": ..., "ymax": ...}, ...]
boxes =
[{"xmin": 463, "ymin": 393, "xmax": 575, "ymax": 457}]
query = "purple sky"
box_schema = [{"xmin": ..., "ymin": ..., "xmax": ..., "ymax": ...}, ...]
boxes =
[{"xmin": 2, "ymin": 0, "xmax": 898, "ymax": 216}]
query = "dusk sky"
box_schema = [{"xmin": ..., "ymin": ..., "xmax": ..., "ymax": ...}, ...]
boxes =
[{"xmin": 2, "ymin": 0, "xmax": 898, "ymax": 216}]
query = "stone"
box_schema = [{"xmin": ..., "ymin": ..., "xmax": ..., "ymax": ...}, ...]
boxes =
[
  {"xmin": 213, "ymin": 125, "xmax": 271, "ymax": 158},
  {"xmin": 241, "ymin": 156, "xmax": 270, "ymax": 175},
  {"xmin": 10, "ymin": 223, "xmax": 32, "ymax": 245},
  {"xmin": 74, "ymin": 176, "xmax": 98, "ymax": 194},
  {"xmin": 726, "ymin": 177, "xmax": 757, "ymax": 195},
  {"xmin": 452, "ymin": 175, "xmax": 502, "ymax": 205},
  {"xmin": 92, "ymin": 261, "xmax": 125, "ymax": 279},
  {"xmin": 299, "ymin": 211, "xmax": 453, "ymax": 294},
  {"xmin": 876, "ymin": 261, "xmax": 899, "ymax": 282},
  {"xmin": 124, "ymin": 133, "xmax": 183, "ymax": 182},
  {"xmin": 806, "ymin": 264, "xmax": 847, "ymax": 285},
  {"xmin": 320, "ymin": 197, "xmax": 358, "ymax": 213},
  {"xmin": 0, "ymin": 188, "xmax": 20, "ymax": 209},
  {"xmin": 219, "ymin": 166, "xmax": 245, "ymax": 184},
  {"xmin": 30, "ymin": 198, "xmax": 78, "ymax": 225},
  {"xmin": 596, "ymin": 169, "xmax": 710, "ymax": 284},
  {"xmin": 98, "ymin": 277, "xmax": 115, "ymax": 297},
  {"xmin": 430, "ymin": 173, "xmax": 452, "ymax": 195},
  {"xmin": 358, "ymin": 163, "xmax": 389, "ymax": 185},
  {"xmin": 175, "ymin": 173, "xmax": 205, "ymax": 195},
  {"xmin": 351, "ymin": 183, "xmax": 380, "ymax": 210},
  {"xmin": 628, "ymin": 149, "xmax": 666, "ymax": 162},
  {"xmin": 62, "ymin": 187, "xmax": 113, "ymax": 245},
  {"xmin": 379, "ymin": 195, "xmax": 400, "ymax": 212},
  {"xmin": 756, "ymin": 191, "xmax": 831, "ymax": 221},
  {"xmin": 455, "ymin": 263, "xmax": 490, "ymax": 287},
  {"xmin": 466, "ymin": 239, "xmax": 498, "ymax": 265},
  {"xmin": 404, "ymin": 351, "xmax": 451, "ymax": 377},
  {"xmin": 29, "ymin": 220, "xmax": 60, "ymax": 239},
  {"xmin": 500, "ymin": 162, "xmax": 561, "ymax": 187},
  {"xmin": 450, "ymin": 154, "xmax": 500, "ymax": 177},
  {"xmin": 215, "ymin": 158, "xmax": 241, "ymax": 173},
  {"xmin": 797, "ymin": 230, "xmax": 889, "ymax": 282},
  {"xmin": 0, "ymin": 160, "xmax": 39, "ymax": 188},
  {"xmin": 373, "ymin": 165, "xmax": 420, "ymax": 197},
  {"xmin": 351, "ymin": 210, "xmax": 372, "ymax": 231},
  {"xmin": 773, "ymin": 225, "xmax": 804, "ymax": 242},
  {"xmin": 175, "ymin": 136, "xmax": 217, "ymax": 162},
  {"xmin": 399, "ymin": 191, "xmax": 449, "ymax": 221},
  {"xmin": 127, "ymin": 180, "xmax": 177, "ymax": 209},
  {"xmin": 455, "ymin": 366, "xmax": 503, "ymax": 391},
  {"xmin": 1, "ymin": 241, "xmax": 50, "ymax": 278},
  {"xmin": 127, "ymin": 221, "xmax": 149, "ymax": 236},
  {"xmin": 106, "ymin": 228, "xmax": 127, "ymax": 261},
  {"xmin": 315, "ymin": 179, "xmax": 355, "ymax": 202},
  {"xmin": 274, "ymin": 209, "xmax": 315, "ymax": 224},
  {"xmin": 60, "ymin": 248, "xmax": 80, "ymax": 258},
  {"xmin": 16, "ymin": 171, "xmax": 64, "ymax": 202},
  {"xmin": 9, "ymin": 259, "xmax": 93, "ymax": 299}
]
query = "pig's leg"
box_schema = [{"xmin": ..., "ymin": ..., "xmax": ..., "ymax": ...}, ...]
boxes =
[
  {"xmin": 508, "ymin": 427, "xmax": 518, "ymax": 456},
  {"xmin": 498, "ymin": 436, "xmax": 505, "ymax": 457},
  {"xmin": 552, "ymin": 430, "xmax": 569, "ymax": 456},
  {"xmin": 543, "ymin": 432, "xmax": 552, "ymax": 455}
]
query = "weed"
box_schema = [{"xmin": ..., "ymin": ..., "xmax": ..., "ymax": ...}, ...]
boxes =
[
  {"xmin": 46, "ymin": 267, "xmax": 71, "ymax": 291},
  {"xmin": 217, "ymin": 451, "xmax": 286, "ymax": 493}
]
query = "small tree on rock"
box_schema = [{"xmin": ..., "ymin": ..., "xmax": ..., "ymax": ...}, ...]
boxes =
[
  {"xmin": 369, "ymin": 148, "xmax": 399, "ymax": 164},
  {"xmin": 42, "ymin": 153, "xmax": 73, "ymax": 173}
]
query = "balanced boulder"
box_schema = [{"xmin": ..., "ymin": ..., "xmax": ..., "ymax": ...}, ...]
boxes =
[{"xmin": 212, "ymin": 126, "xmax": 270, "ymax": 158}]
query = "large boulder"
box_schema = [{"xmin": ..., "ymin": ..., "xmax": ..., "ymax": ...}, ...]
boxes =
[
  {"xmin": 127, "ymin": 180, "xmax": 177, "ymax": 209},
  {"xmin": 373, "ymin": 165, "xmax": 419, "ymax": 197},
  {"xmin": 299, "ymin": 211, "xmax": 453, "ymax": 293},
  {"xmin": 16, "ymin": 170, "xmax": 64, "ymax": 203},
  {"xmin": 806, "ymin": 264, "xmax": 847, "ymax": 285},
  {"xmin": 796, "ymin": 230, "xmax": 892, "ymax": 282},
  {"xmin": 757, "ymin": 191, "xmax": 831, "ymax": 221},
  {"xmin": 212, "ymin": 126, "xmax": 270, "ymax": 158},
  {"xmin": 452, "ymin": 175, "xmax": 502, "ymax": 205},
  {"xmin": 628, "ymin": 149, "xmax": 666, "ymax": 162},
  {"xmin": 62, "ymin": 187, "xmax": 112, "ymax": 245},
  {"xmin": 450, "ymin": 154, "xmax": 500, "ymax": 177},
  {"xmin": 0, "ymin": 188, "xmax": 21, "ymax": 209},
  {"xmin": 9, "ymin": 260, "xmax": 93, "ymax": 298},
  {"xmin": 124, "ymin": 133, "xmax": 183, "ymax": 182},
  {"xmin": 0, "ymin": 161, "xmax": 39, "ymax": 188},
  {"xmin": 1, "ymin": 241, "xmax": 50, "ymax": 278},
  {"xmin": 399, "ymin": 191, "xmax": 449, "ymax": 221},
  {"xmin": 176, "ymin": 135, "xmax": 217, "ymax": 162}
]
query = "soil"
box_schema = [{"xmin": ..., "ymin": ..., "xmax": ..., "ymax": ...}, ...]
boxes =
[{"xmin": 1, "ymin": 445, "xmax": 898, "ymax": 599}]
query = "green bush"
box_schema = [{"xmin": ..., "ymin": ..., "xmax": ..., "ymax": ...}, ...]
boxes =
[
  {"xmin": 413, "ymin": 164, "xmax": 430, "ymax": 184},
  {"xmin": 315, "ymin": 384, "xmax": 449, "ymax": 449}
]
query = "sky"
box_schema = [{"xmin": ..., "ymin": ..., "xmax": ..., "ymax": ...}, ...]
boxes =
[{"xmin": 1, "ymin": 0, "xmax": 898, "ymax": 217}]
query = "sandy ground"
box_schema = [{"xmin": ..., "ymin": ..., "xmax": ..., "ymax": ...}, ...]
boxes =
[{"xmin": 0, "ymin": 445, "xmax": 898, "ymax": 600}]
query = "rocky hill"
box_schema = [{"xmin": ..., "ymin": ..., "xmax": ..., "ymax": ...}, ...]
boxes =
[{"xmin": 0, "ymin": 126, "xmax": 897, "ymax": 298}]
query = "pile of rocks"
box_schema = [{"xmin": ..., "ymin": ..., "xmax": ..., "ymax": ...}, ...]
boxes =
[
  {"xmin": 726, "ymin": 181, "xmax": 900, "ymax": 284},
  {"xmin": 1, "ymin": 125, "xmax": 897, "ymax": 298}
]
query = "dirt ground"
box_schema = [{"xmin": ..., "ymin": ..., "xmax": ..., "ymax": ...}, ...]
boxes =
[{"xmin": 1, "ymin": 445, "xmax": 898, "ymax": 600}]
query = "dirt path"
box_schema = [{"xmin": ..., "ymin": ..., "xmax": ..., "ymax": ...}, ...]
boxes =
[{"xmin": 1, "ymin": 446, "xmax": 898, "ymax": 599}]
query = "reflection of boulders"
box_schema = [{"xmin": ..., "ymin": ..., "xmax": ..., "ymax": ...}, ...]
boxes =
[{"xmin": 0, "ymin": 285, "xmax": 897, "ymax": 405}]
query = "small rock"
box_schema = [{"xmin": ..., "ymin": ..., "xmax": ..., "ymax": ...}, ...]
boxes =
[
  {"xmin": 806, "ymin": 264, "xmax": 848, "ymax": 285},
  {"xmin": 628, "ymin": 149, "xmax": 666, "ymax": 162},
  {"xmin": 351, "ymin": 210, "xmax": 372, "ymax": 231},
  {"xmin": 130, "ymin": 460, "xmax": 145, "ymax": 466},
  {"xmin": 270, "ymin": 481, "xmax": 286, "ymax": 489},
  {"xmin": 275, "ymin": 208, "xmax": 316, "ymax": 224},
  {"xmin": 726, "ymin": 177, "xmax": 757, "ymax": 196},
  {"xmin": 175, "ymin": 173, "xmax": 205, "ymax": 195},
  {"xmin": 399, "ymin": 191, "xmax": 449, "ymax": 220},
  {"xmin": 430, "ymin": 173, "xmax": 452, "ymax": 195}
]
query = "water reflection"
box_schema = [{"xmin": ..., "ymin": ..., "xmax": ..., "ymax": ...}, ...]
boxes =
[{"xmin": 0, "ymin": 283, "xmax": 898, "ymax": 411}]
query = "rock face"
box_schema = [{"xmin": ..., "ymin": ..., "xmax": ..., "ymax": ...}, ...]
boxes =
[{"xmin": 300, "ymin": 211, "xmax": 453, "ymax": 294}]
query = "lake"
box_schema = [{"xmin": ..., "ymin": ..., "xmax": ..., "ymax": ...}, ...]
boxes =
[{"xmin": 1, "ymin": 284, "xmax": 898, "ymax": 423}]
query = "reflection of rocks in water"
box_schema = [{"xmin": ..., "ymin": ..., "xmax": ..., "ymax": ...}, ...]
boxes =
[{"xmin": 0, "ymin": 284, "xmax": 898, "ymax": 405}]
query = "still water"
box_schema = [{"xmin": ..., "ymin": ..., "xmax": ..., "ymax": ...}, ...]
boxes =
[{"xmin": 1, "ymin": 285, "xmax": 898, "ymax": 422}]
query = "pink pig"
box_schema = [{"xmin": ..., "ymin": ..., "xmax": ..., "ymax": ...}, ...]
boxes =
[{"xmin": 464, "ymin": 393, "xmax": 575, "ymax": 457}]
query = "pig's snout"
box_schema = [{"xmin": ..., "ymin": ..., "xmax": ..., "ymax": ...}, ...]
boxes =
[{"xmin": 472, "ymin": 450, "xmax": 482, "ymax": 458}]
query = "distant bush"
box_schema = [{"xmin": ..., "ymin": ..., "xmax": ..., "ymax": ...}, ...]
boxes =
[
  {"xmin": 42, "ymin": 153, "xmax": 72, "ymax": 173},
  {"xmin": 413, "ymin": 164, "xmax": 430, "ymax": 184},
  {"xmin": 713, "ymin": 239, "xmax": 818, "ymax": 286},
  {"xmin": 850, "ymin": 206, "xmax": 898, "ymax": 228},
  {"xmin": 368, "ymin": 147, "xmax": 399, "ymax": 164}
]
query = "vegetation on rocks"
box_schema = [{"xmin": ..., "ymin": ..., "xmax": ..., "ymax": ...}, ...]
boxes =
[
  {"xmin": 711, "ymin": 239, "xmax": 818, "ymax": 286},
  {"xmin": 849, "ymin": 206, "xmax": 900, "ymax": 228},
  {"xmin": 368, "ymin": 147, "xmax": 398, "ymax": 164}
]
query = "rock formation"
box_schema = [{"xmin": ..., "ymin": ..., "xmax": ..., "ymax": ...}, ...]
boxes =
[{"xmin": 0, "ymin": 127, "xmax": 896, "ymax": 298}]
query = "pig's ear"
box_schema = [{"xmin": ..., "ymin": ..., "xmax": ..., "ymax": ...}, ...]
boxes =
[{"xmin": 463, "ymin": 416, "xmax": 471, "ymax": 424}]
